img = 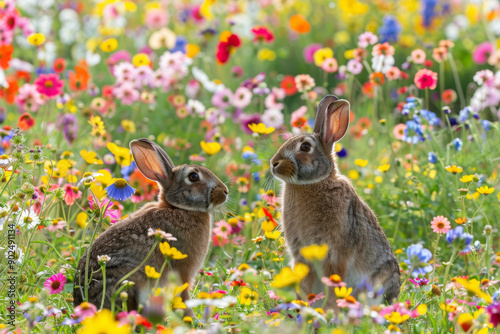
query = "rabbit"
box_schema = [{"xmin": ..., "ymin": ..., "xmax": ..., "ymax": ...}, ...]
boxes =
[
  {"xmin": 73, "ymin": 138, "xmax": 229, "ymax": 316},
  {"xmin": 270, "ymin": 95, "xmax": 400, "ymax": 310}
]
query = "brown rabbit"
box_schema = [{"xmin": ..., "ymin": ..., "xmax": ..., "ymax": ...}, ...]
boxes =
[
  {"xmin": 73, "ymin": 139, "xmax": 228, "ymax": 315},
  {"xmin": 270, "ymin": 95, "xmax": 400, "ymax": 309}
]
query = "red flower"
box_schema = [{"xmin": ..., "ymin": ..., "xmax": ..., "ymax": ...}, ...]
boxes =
[
  {"xmin": 216, "ymin": 32, "xmax": 241, "ymax": 64},
  {"xmin": 53, "ymin": 58, "xmax": 66, "ymax": 73},
  {"xmin": 280, "ymin": 75, "xmax": 297, "ymax": 95},
  {"xmin": 0, "ymin": 44, "xmax": 13, "ymax": 69},
  {"xmin": 18, "ymin": 113, "xmax": 35, "ymax": 130},
  {"xmin": 362, "ymin": 82, "xmax": 374, "ymax": 98},
  {"xmin": 0, "ymin": 75, "xmax": 19, "ymax": 104},
  {"xmin": 251, "ymin": 26, "xmax": 274, "ymax": 43},
  {"xmin": 424, "ymin": 59, "xmax": 434, "ymax": 67},
  {"xmin": 231, "ymin": 279, "xmax": 248, "ymax": 287}
]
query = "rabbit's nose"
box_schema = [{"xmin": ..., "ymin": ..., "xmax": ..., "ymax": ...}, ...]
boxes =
[{"xmin": 272, "ymin": 161, "xmax": 280, "ymax": 168}]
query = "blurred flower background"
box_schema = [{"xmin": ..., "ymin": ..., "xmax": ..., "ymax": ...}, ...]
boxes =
[{"xmin": 0, "ymin": 0, "xmax": 500, "ymax": 333}]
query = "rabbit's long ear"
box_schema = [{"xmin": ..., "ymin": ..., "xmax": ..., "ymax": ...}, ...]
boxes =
[
  {"xmin": 317, "ymin": 98, "xmax": 350, "ymax": 151},
  {"xmin": 130, "ymin": 139, "xmax": 175, "ymax": 185},
  {"xmin": 314, "ymin": 95, "xmax": 339, "ymax": 135}
]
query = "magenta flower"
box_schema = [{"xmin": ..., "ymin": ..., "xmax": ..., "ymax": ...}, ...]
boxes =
[
  {"xmin": 44, "ymin": 273, "xmax": 66, "ymax": 294},
  {"xmin": 89, "ymin": 196, "xmax": 121, "ymax": 223},
  {"xmin": 473, "ymin": 42, "xmax": 493, "ymax": 64},
  {"xmin": 34, "ymin": 74, "xmax": 64, "ymax": 98},
  {"xmin": 487, "ymin": 302, "xmax": 500, "ymax": 327},
  {"xmin": 303, "ymin": 43, "xmax": 322, "ymax": 63},
  {"xmin": 414, "ymin": 69, "xmax": 438, "ymax": 90}
]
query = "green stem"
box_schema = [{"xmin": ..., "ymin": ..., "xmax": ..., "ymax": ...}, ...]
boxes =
[
  {"xmin": 441, "ymin": 248, "xmax": 458, "ymax": 297},
  {"xmin": 100, "ymin": 264, "xmax": 106, "ymax": 310}
]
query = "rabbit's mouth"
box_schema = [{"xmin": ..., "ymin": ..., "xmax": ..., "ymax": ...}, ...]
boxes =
[
  {"xmin": 209, "ymin": 186, "xmax": 228, "ymax": 208},
  {"xmin": 271, "ymin": 158, "xmax": 296, "ymax": 180}
]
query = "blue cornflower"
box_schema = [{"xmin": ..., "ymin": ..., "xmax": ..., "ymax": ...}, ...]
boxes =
[
  {"xmin": 379, "ymin": 15, "xmax": 401, "ymax": 43},
  {"xmin": 239, "ymin": 198, "xmax": 247, "ymax": 207},
  {"xmin": 121, "ymin": 161, "xmax": 137, "ymax": 181},
  {"xmin": 404, "ymin": 244, "xmax": 433, "ymax": 277},
  {"xmin": 422, "ymin": 0, "xmax": 438, "ymax": 27},
  {"xmin": 452, "ymin": 138, "xmax": 463, "ymax": 151},
  {"xmin": 253, "ymin": 171, "xmax": 260, "ymax": 182},
  {"xmin": 337, "ymin": 147, "xmax": 348, "ymax": 158},
  {"xmin": 170, "ymin": 36, "xmax": 187, "ymax": 53},
  {"xmin": 458, "ymin": 106, "xmax": 473, "ymax": 123},
  {"xmin": 403, "ymin": 120, "xmax": 424, "ymax": 144},
  {"xmin": 428, "ymin": 152, "xmax": 437, "ymax": 164},
  {"xmin": 482, "ymin": 120, "xmax": 492, "ymax": 131},
  {"xmin": 446, "ymin": 226, "xmax": 473, "ymax": 253},
  {"xmin": 105, "ymin": 178, "xmax": 136, "ymax": 201},
  {"xmin": 419, "ymin": 109, "xmax": 441, "ymax": 126}
]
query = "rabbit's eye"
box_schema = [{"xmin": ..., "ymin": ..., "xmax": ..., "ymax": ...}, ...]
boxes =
[
  {"xmin": 300, "ymin": 142, "xmax": 311, "ymax": 152},
  {"xmin": 188, "ymin": 172, "xmax": 200, "ymax": 182}
]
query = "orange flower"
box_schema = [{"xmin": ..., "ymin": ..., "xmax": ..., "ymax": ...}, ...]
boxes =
[
  {"xmin": 289, "ymin": 14, "xmax": 310, "ymax": 33},
  {"xmin": 18, "ymin": 113, "xmax": 35, "ymax": 130},
  {"xmin": 0, "ymin": 75, "xmax": 19, "ymax": 104},
  {"xmin": 370, "ymin": 72, "xmax": 385, "ymax": 85},
  {"xmin": 455, "ymin": 217, "xmax": 466, "ymax": 225},
  {"xmin": 69, "ymin": 66, "xmax": 90, "ymax": 91},
  {"xmin": 0, "ymin": 44, "xmax": 13, "ymax": 69}
]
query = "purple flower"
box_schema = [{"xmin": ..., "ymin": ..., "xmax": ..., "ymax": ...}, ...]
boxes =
[
  {"xmin": 57, "ymin": 113, "xmax": 78, "ymax": 146},
  {"xmin": 240, "ymin": 113, "xmax": 261, "ymax": 134},
  {"xmin": 241, "ymin": 72, "xmax": 265, "ymax": 89},
  {"xmin": 487, "ymin": 302, "xmax": 500, "ymax": 327}
]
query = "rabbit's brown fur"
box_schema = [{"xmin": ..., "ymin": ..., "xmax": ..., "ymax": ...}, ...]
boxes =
[
  {"xmin": 271, "ymin": 95, "xmax": 400, "ymax": 308},
  {"xmin": 73, "ymin": 139, "xmax": 228, "ymax": 315}
]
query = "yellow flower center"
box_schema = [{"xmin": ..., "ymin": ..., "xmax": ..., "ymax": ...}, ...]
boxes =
[
  {"xmin": 114, "ymin": 178, "xmax": 128, "ymax": 189},
  {"xmin": 44, "ymin": 80, "xmax": 53, "ymax": 88}
]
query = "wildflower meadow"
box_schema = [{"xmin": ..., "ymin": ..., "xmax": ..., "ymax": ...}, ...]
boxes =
[{"xmin": 1, "ymin": 0, "xmax": 500, "ymax": 333}]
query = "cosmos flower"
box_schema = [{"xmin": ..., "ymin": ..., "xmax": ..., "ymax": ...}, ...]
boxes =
[
  {"xmin": 431, "ymin": 216, "xmax": 451, "ymax": 234},
  {"xmin": 34, "ymin": 73, "xmax": 63, "ymax": 98},
  {"xmin": 44, "ymin": 273, "xmax": 66, "ymax": 294}
]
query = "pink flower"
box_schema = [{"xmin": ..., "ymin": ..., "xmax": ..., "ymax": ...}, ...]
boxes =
[
  {"xmin": 431, "ymin": 215, "xmax": 451, "ymax": 234},
  {"xmin": 211, "ymin": 88, "xmax": 233, "ymax": 109},
  {"xmin": 385, "ymin": 66, "xmax": 401, "ymax": 80},
  {"xmin": 473, "ymin": 42, "xmax": 493, "ymax": 65},
  {"xmin": 232, "ymin": 87, "xmax": 252, "ymax": 109},
  {"xmin": 414, "ymin": 69, "xmax": 438, "ymax": 90},
  {"xmin": 372, "ymin": 42, "xmax": 394, "ymax": 57},
  {"xmin": 47, "ymin": 219, "xmax": 67, "ymax": 232},
  {"xmin": 294, "ymin": 74, "xmax": 315, "ymax": 92},
  {"xmin": 113, "ymin": 82, "xmax": 139, "ymax": 105},
  {"xmin": 213, "ymin": 220, "xmax": 232, "ymax": 240},
  {"xmin": 346, "ymin": 59, "xmax": 363, "ymax": 75},
  {"xmin": 73, "ymin": 302, "xmax": 97, "ymax": 320},
  {"xmin": 88, "ymin": 196, "xmax": 121, "ymax": 223},
  {"xmin": 473, "ymin": 69, "xmax": 494, "ymax": 86},
  {"xmin": 358, "ymin": 31, "xmax": 378, "ymax": 48},
  {"xmin": 34, "ymin": 74, "xmax": 64, "ymax": 98},
  {"xmin": 411, "ymin": 49, "xmax": 426, "ymax": 64},
  {"xmin": 63, "ymin": 184, "xmax": 82, "ymax": 206},
  {"xmin": 393, "ymin": 123, "xmax": 406, "ymax": 140},
  {"xmin": 15, "ymin": 83, "xmax": 45, "ymax": 112},
  {"xmin": 44, "ymin": 273, "xmax": 66, "ymax": 294},
  {"xmin": 321, "ymin": 57, "xmax": 338, "ymax": 73},
  {"xmin": 145, "ymin": 8, "xmax": 169, "ymax": 30},
  {"xmin": 303, "ymin": 43, "xmax": 322, "ymax": 63}
]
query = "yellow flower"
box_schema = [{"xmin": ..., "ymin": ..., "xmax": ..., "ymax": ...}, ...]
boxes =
[
  {"xmin": 460, "ymin": 174, "xmax": 474, "ymax": 183},
  {"xmin": 445, "ymin": 165, "xmax": 463, "ymax": 174},
  {"xmin": 476, "ymin": 186, "xmax": 495, "ymax": 195},
  {"xmin": 378, "ymin": 164, "xmax": 391, "ymax": 173},
  {"xmin": 313, "ymin": 47, "xmax": 333, "ymax": 67},
  {"xmin": 200, "ymin": 141, "xmax": 221, "ymax": 155},
  {"xmin": 257, "ymin": 48, "xmax": 277, "ymax": 61},
  {"xmin": 80, "ymin": 150, "xmax": 103, "ymax": 165},
  {"xmin": 271, "ymin": 263, "xmax": 309, "ymax": 288},
  {"xmin": 262, "ymin": 219, "xmax": 277, "ymax": 232},
  {"xmin": 27, "ymin": 33, "xmax": 45, "ymax": 46},
  {"xmin": 107, "ymin": 143, "xmax": 132, "ymax": 166},
  {"xmin": 466, "ymin": 192, "xmax": 480, "ymax": 200},
  {"xmin": 238, "ymin": 263, "xmax": 250, "ymax": 271},
  {"xmin": 132, "ymin": 53, "xmax": 151, "ymax": 67},
  {"xmin": 348, "ymin": 170, "xmax": 360, "ymax": 180},
  {"xmin": 159, "ymin": 242, "xmax": 188, "ymax": 260},
  {"xmin": 248, "ymin": 123, "xmax": 275, "ymax": 134},
  {"xmin": 90, "ymin": 184, "xmax": 106, "ymax": 200},
  {"xmin": 385, "ymin": 312, "xmax": 410, "ymax": 324},
  {"xmin": 186, "ymin": 44, "xmax": 200, "ymax": 58},
  {"xmin": 239, "ymin": 287, "xmax": 259, "ymax": 305},
  {"xmin": 457, "ymin": 313, "xmax": 473, "ymax": 332},
  {"xmin": 200, "ymin": 0, "xmax": 215, "ymax": 20},
  {"xmin": 145, "ymin": 265, "xmax": 161, "ymax": 279},
  {"xmin": 375, "ymin": 176, "xmax": 383, "ymax": 183},
  {"xmin": 300, "ymin": 244, "xmax": 328, "ymax": 261},
  {"xmin": 76, "ymin": 212, "xmax": 88, "ymax": 228},
  {"xmin": 89, "ymin": 115, "xmax": 106, "ymax": 137},
  {"xmin": 121, "ymin": 120, "xmax": 136, "ymax": 133},
  {"xmin": 183, "ymin": 316, "xmax": 193, "ymax": 324},
  {"xmin": 455, "ymin": 278, "xmax": 492, "ymax": 303},
  {"xmin": 334, "ymin": 286, "xmax": 353, "ymax": 298},
  {"xmin": 172, "ymin": 297, "xmax": 186, "ymax": 309},
  {"xmin": 354, "ymin": 159, "xmax": 368, "ymax": 167},
  {"xmin": 265, "ymin": 230, "xmax": 281, "ymax": 240},
  {"xmin": 78, "ymin": 309, "xmax": 130, "ymax": 334},
  {"xmin": 99, "ymin": 38, "xmax": 118, "ymax": 52}
]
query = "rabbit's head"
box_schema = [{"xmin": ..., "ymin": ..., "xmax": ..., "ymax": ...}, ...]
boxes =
[
  {"xmin": 270, "ymin": 95, "xmax": 350, "ymax": 184},
  {"xmin": 130, "ymin": 139, "xmax": 228, "ymax": 212}
]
